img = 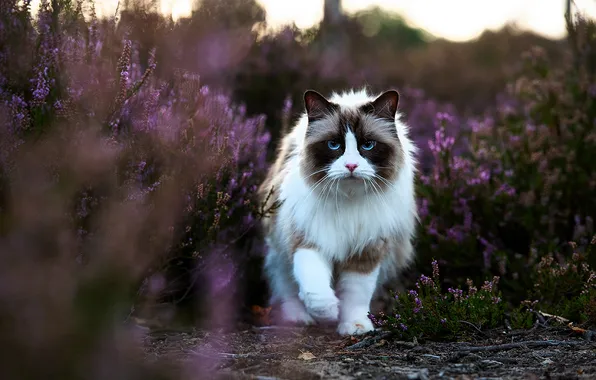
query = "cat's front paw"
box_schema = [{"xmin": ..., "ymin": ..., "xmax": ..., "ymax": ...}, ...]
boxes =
[
  {"xmin": 300, "ymin": 291, "xmax": 339, "ymax": 322},
  {"xmin": 337, "ymin": 317, "xmax": 375, "ymax": 336},
  {"xmin": 279, "ymin": 300, "xmax": 316, "ymax": 325}
]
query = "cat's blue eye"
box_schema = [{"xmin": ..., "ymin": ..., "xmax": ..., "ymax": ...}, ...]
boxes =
[
  {"xmin": 361, "ymin": 141, "xmax": 376, "ymax": 151},
  {"xmin": 327, "ymin": 140, "xmax": 341, "ymax": 150}
]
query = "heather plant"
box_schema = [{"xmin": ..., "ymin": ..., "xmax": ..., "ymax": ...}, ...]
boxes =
[
  {"xmin": 409, "ymin": 12, "xmax": 596, "ymax": 305},
  {"xmin": 371, "ymin": 260, "xmax": 506, "ymax": 340},
  {"xmin": 0, "ymin": 1, "xmax": 271, "ymax": 377},
  {"xmin": 525, "ymin": 237, "xmax": 596, "ymax": 327}
]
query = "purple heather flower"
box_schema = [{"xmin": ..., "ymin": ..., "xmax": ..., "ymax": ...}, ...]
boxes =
[
  {"xmin": 446, "ymin": 227, "xmax": 465, "ymax": 243},
  {"xmin": 413, "ymin": 297, "xmax": 422, "ymax": 313},
  {"xmin": 435, "ymin": 111, "xmax": 455, "ymax": 125},
  {"xmin": 418, "ymin": 198, "xmax": 429, "ymax": 219},
  {"xmin": 495, "ymin": 183, "xmax": 516, "ymax": 197},
  {"xmin": 479, "ymin": 237, "xmax": 496, "ymax": 269},
  {"xmin": 448, "ymin": 287, "xmax": 464, "ymax": 301},
  {"xmin": 431, "ymin": 260, "xmax": 440, "ymax": 280},
  {"xmin": 419, "ymin": 274, "xmax": 434, "ymax": 287}
]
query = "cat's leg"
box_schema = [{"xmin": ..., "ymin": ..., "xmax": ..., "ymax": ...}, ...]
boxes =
[
  {"xmin": 292, "ymin": 248, "xmax": 339, "ymax": 322},
  {"xmin": 336, "ymin": 264, "xmax": 381, "ymax": 336},
  {"xmin": 264, "ymin": 246, "xmax": 315, "ymax": 325}
]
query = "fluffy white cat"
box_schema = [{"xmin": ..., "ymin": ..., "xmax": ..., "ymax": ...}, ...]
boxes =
[{"xmin": 257, "ymin": 88, "xmax": 418, "ymax": 336}]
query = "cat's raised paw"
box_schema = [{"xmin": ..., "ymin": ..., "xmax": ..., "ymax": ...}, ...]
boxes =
[
  {"xmin": 301, "ymin": 292, "xmax": 339, "ymax": 322},
  {"xmin": 337, "ymin": 318, "xmax": 375, "ymax": 336}
]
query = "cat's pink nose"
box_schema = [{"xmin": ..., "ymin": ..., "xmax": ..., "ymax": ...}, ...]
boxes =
[{"xmin": 345, "ymin": 163, "xmax": 358, "ymax": 172}]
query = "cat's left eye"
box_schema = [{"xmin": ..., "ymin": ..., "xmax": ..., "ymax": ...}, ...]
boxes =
[{"xmin": 361, "ymin": 141, "xmax": 376, "ymax": 151}]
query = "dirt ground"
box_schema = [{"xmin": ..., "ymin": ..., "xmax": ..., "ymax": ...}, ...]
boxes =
[{"xmin": 141, "ymin": 321, "xmax": 596, "ymax": 380}]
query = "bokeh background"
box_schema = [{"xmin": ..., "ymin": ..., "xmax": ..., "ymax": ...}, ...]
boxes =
[{"xmin": 1, "ymin": 0, "xmax": 596, "ymax": 378}]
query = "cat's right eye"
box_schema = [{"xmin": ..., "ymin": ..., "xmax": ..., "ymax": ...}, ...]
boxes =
[{"xmin": 327, "ymin": 140, "xmax": 341, "ymax": 150}]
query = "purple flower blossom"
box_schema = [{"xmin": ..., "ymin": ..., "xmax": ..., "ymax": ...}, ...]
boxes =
[
  {"xmin": 448, "ymin": 287, "xmax": 464, "ymax": 301},
  {"xmin": 418, "ymin": 274, "xmax": 434, "ymax": 287},
  {"xmin": 413, "ymin": 297, "xmax": 422, "ymax": 313},
  {"xmin": 431, "ymin": 260, "xmax": 440, "ymax": 280}
]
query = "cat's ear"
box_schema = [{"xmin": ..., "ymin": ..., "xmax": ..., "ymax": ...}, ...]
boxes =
[
  {"xmin": 361, "ymin": 90, "xmax": 399, "ymax": 121},
  {"xmin": 304, "ymin": 90, "xmax": 337, "ymax": 122}
]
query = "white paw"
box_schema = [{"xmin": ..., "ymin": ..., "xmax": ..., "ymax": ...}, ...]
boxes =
[
  {"xmin": 280, "ymin": 300, "xmax": 315, "ymax": 325},
  {"xmin": 300, "ymin": 291, "xmax": 339, "ymax": 322},
  {"xmin": 337, "ymin": 317, "xmax": 375, "ymax": 336}
]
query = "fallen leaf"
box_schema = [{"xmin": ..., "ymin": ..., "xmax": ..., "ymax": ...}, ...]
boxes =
[
  {"xmin": 298, "ymin": 351, "xmax": 316, "ymax": 360},
  {"xmin": 251, "ymin": 305, "xmax": 272, "ymax": 326}
]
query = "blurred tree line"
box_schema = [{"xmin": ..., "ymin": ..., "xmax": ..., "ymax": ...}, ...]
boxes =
[{"xmin": 116, "ymin": 0, "xmax": 567, "ymax": 153}]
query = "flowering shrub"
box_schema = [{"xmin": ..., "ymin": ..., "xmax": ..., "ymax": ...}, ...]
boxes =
[
  {"xmin": 371, "ymin": 260, "xmax": 506, "ymax": 340},
  {"xmin": 1, "ymin": 0, "xmax": 270, "ymax": 347},
  {"xmin": 374, "ymin": 237, "xmax": 596, "ymax": 340},
  {"xmin": 409, "ymin": 13, "xmax": 596, "ymax": 310}
]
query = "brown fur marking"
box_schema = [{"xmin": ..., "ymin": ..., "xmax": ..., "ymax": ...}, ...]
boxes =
[
  {"xmin": 290, "ymin": 230, "xmax": 318, "ymax": 254},
  {"xmin": 337, "ymin": 238, "xmax": 389, "ymax": 274},
  {"xmin": 257, "ymin": 135, "xmax": 294, "ymax": 235}
]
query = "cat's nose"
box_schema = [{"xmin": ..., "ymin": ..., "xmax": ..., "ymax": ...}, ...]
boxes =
[{"xmin": 345, "ymin": 163, "xmax": 358, "ymax": 172}]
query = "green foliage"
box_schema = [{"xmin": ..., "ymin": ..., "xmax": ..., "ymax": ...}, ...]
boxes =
[{"xmin": 527, "ymin": 238, "xmax": 596, "ymax": 327}]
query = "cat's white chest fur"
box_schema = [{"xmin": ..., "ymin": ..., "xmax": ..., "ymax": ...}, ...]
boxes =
[{"xmin": 278, "ymin": 163, "xmax": 412, "ymax": 262}]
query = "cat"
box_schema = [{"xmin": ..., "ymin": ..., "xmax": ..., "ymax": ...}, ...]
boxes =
[{"xmin": 257, "ymin": 88, "xmax": 418, "ymax": 336}]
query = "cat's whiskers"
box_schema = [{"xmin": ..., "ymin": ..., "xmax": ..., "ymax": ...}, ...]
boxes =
[
  {"xmin": 372, "ymin": 173, "xmax": 395, "ymax": 190},
  {"xmin": 312, "ymin": 175, "xmax": 335, "ymax": 215},
  {"xmin": 334, "ymin": 177, "xmax": 341, "ymax": 215},
  {"xmin": 367, "ymin": 177, "xmax": 392, "ymax": 212},
  {"xmin": 303, "ymin": 170, "xmax": 331, "ymax": 203},
  {"xmin": 305, "ymin": 167, "xmax": 329, "ymax": 180}
]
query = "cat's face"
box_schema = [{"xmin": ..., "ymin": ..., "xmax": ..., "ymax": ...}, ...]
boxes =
[{"xmin": 300, "ymin": 90, "xmax": 404, "ymax": 193}]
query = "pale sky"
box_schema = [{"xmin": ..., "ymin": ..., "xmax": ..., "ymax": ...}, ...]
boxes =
[{"xmin": 36, "ymin": 0, "xmax": 596, "ymax": 41}]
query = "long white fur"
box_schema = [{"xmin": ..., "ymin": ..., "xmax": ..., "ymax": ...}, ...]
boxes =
[{"xmin": 263, "ymin": 88, "xmax": 418, "ymax": 335}]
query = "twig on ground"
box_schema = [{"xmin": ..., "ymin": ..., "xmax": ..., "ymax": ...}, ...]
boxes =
[
  {"xmin": 539, "ymin": 311, "xmax": 570, "ymax": 324},
  {"xmin": 191, "ymin": 351, "xmax": 280, "ymax": 359},
  {"xmin": 535, "ymin": 312, "xmax": 547, "ymax": 325},
  {"xmin": 346, "ymin": 331, "xmax": 393, "ymax": 350},
  {"xmin": 251, "ymin": 325, "xmax": 306, "ymax": 331},
  {"xmin": 458, "ymin": 320, "xmax": 486, "ymax": 335},
  {"xmin": 504, "ymin": 318, "xmax": 512, "ymax": 331},
  {"xmin": 456, "ymin": 340, "xmax": 585, "ymax": 353}
]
